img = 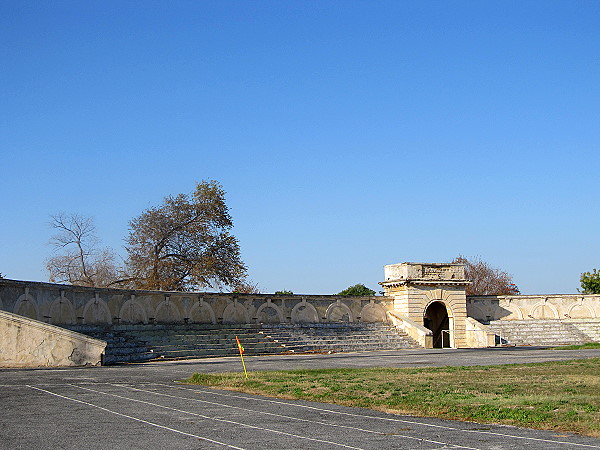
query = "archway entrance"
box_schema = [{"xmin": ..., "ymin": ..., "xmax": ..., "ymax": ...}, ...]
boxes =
[{"xmin": 423, "ymin": 301, "xmax": 450, "ymax": 348}]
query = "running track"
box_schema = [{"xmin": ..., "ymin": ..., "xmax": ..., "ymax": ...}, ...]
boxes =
[{"xmin": 2, "ymin": 347, "xmax": 600, "ymax": 449}]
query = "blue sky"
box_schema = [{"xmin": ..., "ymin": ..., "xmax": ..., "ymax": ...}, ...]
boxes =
[{"xmin": 1, "ymin": 1, "xmax": 599, "ymax": 294}]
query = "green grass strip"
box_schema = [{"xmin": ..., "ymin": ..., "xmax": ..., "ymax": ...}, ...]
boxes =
[
  {"xmin": 550, "ymin": 343, "xmax": 600, "ymax": 350},
  {"xmin": 182, "ymin": 358, "xmax": 600, "ymax": 437}
]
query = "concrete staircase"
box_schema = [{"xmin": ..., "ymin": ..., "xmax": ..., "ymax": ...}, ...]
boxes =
[
  {"xmin": 487, "ymin": 319, "xmax": 600, "ymax": 347},
  {"xmin": 259, "ymin": 322, "xmax": 419, "ymax": 353},
  {"xmin": 67, "ymin": 325, "xmax": 159, "ymax": 364},
  {"xmin": 68, "ymin": 322, "xmax": 419, "ymax": 364}
]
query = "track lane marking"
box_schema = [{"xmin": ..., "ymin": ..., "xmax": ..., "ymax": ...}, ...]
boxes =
[
  {"xmin": 71, "ymin": 384, "xmax": 365, "ymax": 450},
  {"xmin": 26, "ymin": 385, "xmax": 245, "ymax": 449},
  {"xmin": 110, "ymin": 383, "xmax": 480, "ymax": 450},
  {"xmin": 164, "ymin": 383, "xmax": 600, "ymax": 449}
]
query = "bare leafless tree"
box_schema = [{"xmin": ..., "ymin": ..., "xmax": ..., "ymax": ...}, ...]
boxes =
[
  {"xmin": 232, "ymin": 280, "xmax": 261, "ymax": 294},
  {"xmin": 452, "ymin": 256, "xmax": 520, "ymax": 295},
  {"xmin": 46, "ymin": 213, "xmax": 123, "ymax": 287}
]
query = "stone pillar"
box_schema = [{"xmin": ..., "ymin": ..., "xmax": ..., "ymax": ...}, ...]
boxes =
[{"xmin": 380, "ymin": 262, "xmax": 470, "ymax": 348}]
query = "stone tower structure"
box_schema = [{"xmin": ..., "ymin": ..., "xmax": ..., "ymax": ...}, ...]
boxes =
[{"xmin": 380, "ymin": 262, "xmax": 470, "ymax": 348}]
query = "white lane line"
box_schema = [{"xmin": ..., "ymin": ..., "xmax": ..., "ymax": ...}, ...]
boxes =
[
  {"xmin": 110, "ymin": 383, "xmax": 479, "ymax": 450},
  {"xmin": 26, "ymin": 385, "xmax": 245, "ymax": 450},
  {"xmin": 71, "ymin": 384, "xmax": 365, "ymax": 450},
  {"xmin": 165, "ymin": 383, "xmax": 600, "ymax": 449}
]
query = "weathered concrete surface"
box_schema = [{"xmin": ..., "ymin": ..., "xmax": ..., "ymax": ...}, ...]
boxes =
[
  {"xmin": 1, "ymin": 348, "xmax": 600, "ymax": 449},
  {"xmin": 387, "ymin": 311, "xmax": 433, "ymax": 347},
  {"xmin": 0, "ymin": 278, "xmax": 391, "ymax": 326},
  {"xmin": 468, "ymin": 294, "xmax": 600, "ymax": 321},
  {"xmin": 2, "ymin": 265, "xmax": 600, "ymax": 354},
  {"xmin": 464, "ymin": 316, "xmax": 496, "ymax": 347},
  {"xmin": 0, "ymin": 310, "xmax": 106, "ymax": 367}
]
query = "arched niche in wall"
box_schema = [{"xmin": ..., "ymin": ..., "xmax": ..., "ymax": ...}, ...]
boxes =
[
  {"xmin": 49, "ymin": 294, "xmax": 76, "ymax": 325},
  {"xmin": 222, "ymin": 300, "xmax": 250, "ymax": 324},
  {"xmin": 188, "ymin": 299, "xmax": 217, "ymax": 324},
  {"xmin": 83, "ymin": 296, "xmax": 112, "ymax": 324},
  {"xmin": 360, "ymin": 301, "xmax": 386, "ymax": 322},
  {"xmin": 326, "ymin": 300, "xmax": 353, "ymax": 322},
  {"xmin": 530, "ymin": 301, "xmax": 559, "ymax": 319},
  {"xmin": 500, "ymin": 300, "xmax": 524, "ymax": 320},
  {"xmin": 291, "ymin": 300, "xmax": 319, "ymax": 323},
  {"xmin": 256, "ymin": 300, "xmax": 284, "ymax": 324},
  {"xmin": 567, "ymin": 301, "xmax": 595, "ymax": 319},
  {"xmin": 13, "ymin": 292, "xmax": 39, "ymax": 321},
  {"xmin": 155, "ymin": 297, "xmax": 182, "ymax": 323},
  {"xmin": 119, "ymin": 296, "xmax": 148, "ymax": 324}
]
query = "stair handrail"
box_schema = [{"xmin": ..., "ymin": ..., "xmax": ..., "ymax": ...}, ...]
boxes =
[{"xmin": 440, "ymin": 329, "xmax": 452, "ymax": 348}]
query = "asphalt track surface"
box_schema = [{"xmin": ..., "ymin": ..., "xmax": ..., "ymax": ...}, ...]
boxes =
[{"xmin": 2, "ymin": 347, "xmax": 600, "ymax": 449}]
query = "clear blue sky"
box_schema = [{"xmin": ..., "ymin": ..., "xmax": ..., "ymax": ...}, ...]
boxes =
[{"xmin": 1, "ymin": 1, "xmax": 599, "ymax": 294}]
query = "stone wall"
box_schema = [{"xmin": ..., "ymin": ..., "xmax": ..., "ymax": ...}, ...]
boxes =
[
  {"xmin": 467, "ymin": 294, "xmax": 600, "ymax": 321},
  {"xmin": 0, "ymin": 279, "xmax": 393, "ymax": 326},
  {"xmin": 0, "ymin": 309, "xmax": 106, "ymax": 367}
]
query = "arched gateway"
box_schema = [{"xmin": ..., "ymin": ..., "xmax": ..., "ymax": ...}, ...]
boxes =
[
  {"xmin": 380, "ymin": 262, "xmax": 470, "ymax": 348},
  {"xmin": 424, "ymin": 301, "xmax": 450, "ymax": 348}
]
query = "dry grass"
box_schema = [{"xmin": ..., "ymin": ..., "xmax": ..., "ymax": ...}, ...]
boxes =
[{"xmin": 183, "ymin": 358, "xmax": 600, "ymax": 437}]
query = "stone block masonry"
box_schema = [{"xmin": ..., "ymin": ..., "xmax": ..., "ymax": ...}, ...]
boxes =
[
  {"xmin": 0, "ymin": 279, "xmax": 393, "ymax": 327},
  {"xmin": 3, "ymin": 262, "xmax": 599, "ymax": 355},
  {"xmin": 467, "ymin": 294, "xmax": 600, "ymax": 321}
]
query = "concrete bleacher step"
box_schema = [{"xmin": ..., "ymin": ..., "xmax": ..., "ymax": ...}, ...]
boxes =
[
  {"xmin": 67, "ymin": 325, "xmax": 159, "ymax": 364},
  {"xmin": 487, "ymin": 319, "xmax": 600, "ymax": 346},
  {"xmin": 258, "ymin": 323, "xmax": 419, "ymax": 353},
  {"xmin": 67, "ymin": 322, "xmax": 420, "ymax": 364}
]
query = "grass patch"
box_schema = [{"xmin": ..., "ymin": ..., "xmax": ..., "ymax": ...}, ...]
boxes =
[
  {"xmin": 182, "ymin": 358, "xmax": 600, "ymax": 437},
  {"xmin": 550, "ymin": 343, "xmax": 600, "ymax": 350}
]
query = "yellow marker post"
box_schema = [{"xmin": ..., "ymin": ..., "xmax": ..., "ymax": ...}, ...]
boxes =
[{"xmin": 235, "ymin": 336, "xmax": 248, "ymax": 379}]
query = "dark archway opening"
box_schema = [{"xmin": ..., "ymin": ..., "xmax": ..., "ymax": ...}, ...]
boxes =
[{"xmin": 423, "ymin": 301, "xmax": 450, "ymax": 348}]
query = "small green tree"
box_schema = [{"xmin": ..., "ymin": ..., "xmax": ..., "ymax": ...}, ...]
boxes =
[
  {"xmin": 337, "ymin": 284, "xmax": 376, "ymax": 296},
  {"xmin": 580, "ymin": 269, "xmax": 600, "ymax": 294},
  {"xmin": 274, "ymin": 290, "xmax": 293, "ymax": 295}
]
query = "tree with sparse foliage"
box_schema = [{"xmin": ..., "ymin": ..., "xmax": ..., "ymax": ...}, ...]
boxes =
[
  {"xmin": 337, "ymin": 284, "xmax": 376, "ymax": 296},
  {"xmin": 125, "ymin": 180, "xmax": 246, "ymax": 291},
  {"xmin": 452, "ymin": 256, "xmax": 519, "ymax": 295},
  {"xmin": 580, "ymin": 269, "xmax": 600, "ymax": 294},
  {"xmin": 46, "ymin": 213, "xmax": 122, "ymax": 287},
  {"xmin": 232, "ymin": 280, "xmax": 261, "ymax": 294}
]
